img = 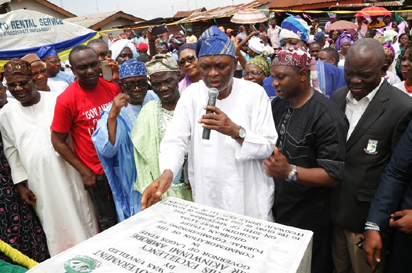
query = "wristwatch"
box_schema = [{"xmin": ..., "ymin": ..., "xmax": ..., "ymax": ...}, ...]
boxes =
[
  {"xmin": 286, "ymin": 165, "xmax": 298, "ymax": 183},
  {"xmin": 234, "ymin": 126, "xmax": 246, "ymax": 140}
]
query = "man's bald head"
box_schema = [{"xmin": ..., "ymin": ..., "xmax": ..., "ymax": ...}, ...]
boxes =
[
  {"xmin": 344, "ymin": 38, "xmax": 386, "ymax": 101},
  {"xmin": 346, "ymin": 38, "xmax": 385, "ymax": 68}
]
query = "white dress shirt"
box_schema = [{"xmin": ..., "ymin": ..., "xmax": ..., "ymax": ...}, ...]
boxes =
[{"xmin": 345, "ymin": 78, "xmax": 384, "ymax": 140}]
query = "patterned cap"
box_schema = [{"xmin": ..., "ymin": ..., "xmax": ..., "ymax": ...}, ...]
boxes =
[
  {"xmin": 145, "ymin": 54, "xmax": 178, "ymax": 76},
  {"xmin": 21, "ymin": 53, "xmax": 41, "ymax": 64},
  {"xmin": 247, "ymin": 54, "xmax": 271, "ymax": 77},
  {"xmin": 280, "ymin": 16, "xmax": 310, "ymax": 44},
  {"xmin": 4, "ymin": 58, "xmax": 32, "ymax": 77},
  {"xmin": 119, "ymin": 59, "xmax": 146, "ymax": 79},
  {"xmin": 195, "ymin": 25, "xmax": 236, "ymax": 58},
  {"xmin": 271, "ymin": 46, "xmax": 311, "ymax": 70}
]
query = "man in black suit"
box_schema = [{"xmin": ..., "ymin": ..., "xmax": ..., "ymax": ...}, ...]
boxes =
[
  {"xmin": 363, "ymin": 120, "xmax": 412, "ymax": 272},
  {"xmin": 330, "ymin": 38, "xmax": 412, "ymax": 273}
]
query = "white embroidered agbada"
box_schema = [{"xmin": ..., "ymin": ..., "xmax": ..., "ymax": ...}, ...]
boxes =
[
  {"xmin": 0, "ymin": 92, "xmax": 99, "ymax": 256},
  {"xmin": 159, "ymin": 79, "xmax": 277, "ymax": 221}
]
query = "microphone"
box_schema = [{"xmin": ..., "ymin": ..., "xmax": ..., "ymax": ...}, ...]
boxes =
[{"xmin": 202, "ymin": 88, "xmax": 219, "ymax": 140}]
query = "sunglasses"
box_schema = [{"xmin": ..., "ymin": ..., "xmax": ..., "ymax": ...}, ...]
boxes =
[
  {"xmin": 243, "ymin": 71, "xmax": 264, "ymax": 78},
  {"xmin": 7, "ymin": 79, "xmax": 33, "ymax": 89},
  {"xmin": 124, "ymin": 81, "xmax": 147, "ymax": 91},
  {"xmin": 178, "ymin": 55, "xmax": 196, "ymax": 67}
]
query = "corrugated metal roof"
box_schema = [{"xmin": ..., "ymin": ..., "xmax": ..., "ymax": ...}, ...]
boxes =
[
  {"xmin": 330, "ymin": 1, "xmax": 402, "ymax": 7},
  {"xmin": 269, "ymin": 0, "xmax": 339, "ymax": 9},
  {"xmin": 64, "ymin": 11, "xmax": 144, "ymax": 29},
  {"xmin": 177, "ymin": 0, "xmax": 269, "ymax": 23},
  {"xmin": 174, "ymin": 7, "xmax": 207, "ymax": 18}
]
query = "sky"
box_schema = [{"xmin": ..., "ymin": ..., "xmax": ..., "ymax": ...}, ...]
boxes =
[{"xmin": 48, "ymin": 0, "xmax": 252, "ymax": 20}]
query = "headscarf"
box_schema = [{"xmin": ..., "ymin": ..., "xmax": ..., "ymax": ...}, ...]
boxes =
[
  {"xmin": 248, "ymin": 36, "xmax": 265, "ymax": 54},
  {"xmin": 328, "ymin": 12, "xmax": 337, "ymax": 19},
  {"xmin": 335, "ymin": 32, "xmax": 354, "ymax": 51},
  {"xmin": 280, "ymin": 16, "xmax": 310, "ymax": 44},
  {"xmin": 119, "ymin": 59, "xmax": 146, "ymax": 79},
  {"xmin": 178, "ymin": 43, "xmax": 196, "ymax": 57},
  {"xmin": 346, "ymin": 29, "xmax": 358, "ymax": 38},
  {"xmin": 21, "ymin": 53, "xmax": 41, "ymax": 64},
  {"xmin": 383, "ymin": 42, "xmax": 395, "ymax": 57},
  {"xmin": 384, "ymin": 29, "xmax": 398, "ymax": 43},
  {"xmin": 145, "ymin": 54, "xmax": 178, "ymax": 76},
  {"xmin": 36, "ymin": 46, "xmax": 58, "ymax": 59},
  {"xmin": 173, "ymin": 36, "xmax": 184, "ymax": 45},
  {"xmin": 271, "ymin": 46, "xmax": 311, "ymax": 70},
  {"xmin": 373, "ymin": 34, "xmax": 385, "ymax": 45},
  {"xmin": 4, "ymin": 58, "xmax": 32, "ymax": 77},
  {"xmin": 246, "ymin": 54, "xmax": 271, "ymax": 77},
  {"xmin": 314, "ymin": 32, "xmax": 325, "ymax": 41},
  {"xmin": 195, "ymin": 25, "xmax": 236, "ymax": 58},
  {"xmin": 110, "ymin": 39, "xmax": 137, "ymax": 62}
]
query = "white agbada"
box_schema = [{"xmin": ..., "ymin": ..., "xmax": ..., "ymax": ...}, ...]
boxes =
[
  {"xmin": 159, "ymin": 79, "xmax": 277, "ymax": 221},
  {"xmin": 0, "ymin": 92, "xmax": 99, "ymax": 256}
]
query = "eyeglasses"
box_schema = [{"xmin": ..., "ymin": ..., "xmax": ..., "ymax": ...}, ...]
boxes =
[
  {"xmin": 178, "ymin": 55, "xmax": 196, "ymax": 67},
  {"xmin": 7, "ymin": 79, "xmax": 33, "ymax": 89},
  {"xmin": 123, "ymin": 81, "xmax": 147, "ymax": 91},
  {"xmin": 243, "ymin": 71, "xmax": 264, "ymax": 78},
  {"xmin": 46, "ymin": 60, "xmax": 60, "ymax": 64}
]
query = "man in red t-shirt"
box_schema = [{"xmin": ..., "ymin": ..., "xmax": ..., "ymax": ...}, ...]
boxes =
[{"xmin": 51, "ymin": 45, "xmax": 120, "ymax": 230}]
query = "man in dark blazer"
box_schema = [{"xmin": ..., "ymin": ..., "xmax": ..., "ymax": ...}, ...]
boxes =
[
  {"xmin": 363, "ymin": 120, "xmax": 412, "ymax": 273},
  {"xmin": 330, "ymin": 38, "xmax": 412, "ymax": 273}
]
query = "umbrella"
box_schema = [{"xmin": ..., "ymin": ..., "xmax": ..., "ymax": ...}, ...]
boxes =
[
  {"xmin": 231, "ymin": 9, "xmax": 267, "ymax": 24},
  {"xmin": 354, "ymin": 7, "xmax": 392, "ymax": 17},
  {"xmin": 325, "ymin": 20, "xmax": 359, "ymax": 31}
]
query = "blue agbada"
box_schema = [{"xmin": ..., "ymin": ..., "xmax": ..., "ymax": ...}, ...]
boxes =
[
  {"xmin": 195, "ymin": 25, "xmax": 236, "ymax": 58},
  {"xmin": 92, "ymin": 91, "xmax": 158, "ymax": 222},
  {"xmin": 36, "ymin": 46, "xmax": 58, "ymax": 59},
  {"xmin": 316, "ymin": 61, "xmax": 346, "ymax": 100}
]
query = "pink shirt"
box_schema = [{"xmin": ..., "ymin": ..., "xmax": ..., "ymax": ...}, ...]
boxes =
[{"xmin": 268, "ymin": 25, "xmax": 281, "ymax": 49}]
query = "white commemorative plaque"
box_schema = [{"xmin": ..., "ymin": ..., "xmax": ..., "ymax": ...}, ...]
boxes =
[{"xmin": 28, "ymin": 197, "xmax": 313, "ymax": 273}]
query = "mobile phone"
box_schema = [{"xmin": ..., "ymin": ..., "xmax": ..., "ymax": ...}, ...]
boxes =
[
  {"xmin": 101, "ymin": 60, "xmax": 113, "ymax": 80},
  {"xmin": 152, "ymin": 24, "xmax": 168, "ymax": 36},
  {"xmin": 356, "ymin": 238, "xmax": 365, "ymax": 249}
]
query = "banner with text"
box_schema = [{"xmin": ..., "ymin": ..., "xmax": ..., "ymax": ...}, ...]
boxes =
[{"xmin": 0, "ymin": 9, "xmax": 96, "ymax": 58}]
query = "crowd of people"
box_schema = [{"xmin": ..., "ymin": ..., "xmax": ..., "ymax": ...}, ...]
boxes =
[{"xmin": 1, "ymin": 10, "xmax": 412, "ymax": 273}]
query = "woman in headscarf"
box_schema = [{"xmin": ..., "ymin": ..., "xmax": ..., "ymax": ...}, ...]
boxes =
[
  {"xmin": 177, "ymin": 43, "xmax": 201, "ymax": 92},
  {"xmin": 243, "ymin": 54, "xmax": 271, "ymax": 86},
  {"xmin": 109, "ymin": 39, "xmax": 137, "ymax": 64},
  {"xmin": 237, "ymin": 25, "xmax": 247, "ymax": 40},
  {"xmin": 335, "ymin": 32, "xmax": 353, "ymax": 68}
]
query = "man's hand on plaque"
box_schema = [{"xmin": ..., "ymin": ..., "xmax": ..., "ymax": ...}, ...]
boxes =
[{"xmin": 141, "ymin": 169, "xmax": 173, "ymax": 210}]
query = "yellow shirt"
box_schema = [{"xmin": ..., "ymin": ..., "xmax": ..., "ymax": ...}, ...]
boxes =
[{"xmin": 368, "ymin": 20, "xmax": 385, "ymax": 29}]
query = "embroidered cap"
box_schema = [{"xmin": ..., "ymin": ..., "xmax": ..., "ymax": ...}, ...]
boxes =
[{"xmin": 4, "ymin": 58, "xmax": 32, "ymax": 77}]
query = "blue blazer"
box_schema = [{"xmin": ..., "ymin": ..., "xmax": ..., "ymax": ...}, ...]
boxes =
[{"xmin": 367, "ymin": 119, "xmax": 412, "ymax": 230}]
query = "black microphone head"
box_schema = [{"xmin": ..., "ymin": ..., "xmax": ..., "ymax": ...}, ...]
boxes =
[{"xmin": 208, "ymin": 88, "xmax": 219, "ymax": 98}]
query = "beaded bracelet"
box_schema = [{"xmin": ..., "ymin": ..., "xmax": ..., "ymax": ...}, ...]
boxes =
[{"xmin": 365, "ymin": 226, "xmax": 380, "ymax": 231}]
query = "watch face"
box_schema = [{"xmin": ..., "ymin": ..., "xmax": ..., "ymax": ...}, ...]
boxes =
[{"xmin": 239, "ymin": 127, "xmax": 246, "ymax": 138}]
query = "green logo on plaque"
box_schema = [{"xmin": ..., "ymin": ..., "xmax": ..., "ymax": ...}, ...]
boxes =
[{"xmin": 64, "ymin": 257, "xmax": 96, "ymax": 273}]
